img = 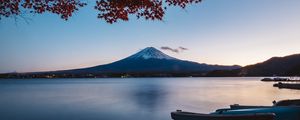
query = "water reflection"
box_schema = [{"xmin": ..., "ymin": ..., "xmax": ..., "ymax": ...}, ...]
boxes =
[
  {"xmin": 0, "ymin": 78, "xmax": 299, "ymax": 120},
  {"xmin": 129, "ymin": 82, "xmax": 167, "ymax": 112}
]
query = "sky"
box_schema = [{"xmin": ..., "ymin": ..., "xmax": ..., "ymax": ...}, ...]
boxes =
[{"xmin": 1, "ymin": 0, "xmax": 300, "ymax": 73}]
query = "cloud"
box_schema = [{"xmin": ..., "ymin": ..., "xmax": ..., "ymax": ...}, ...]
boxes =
[
  {"xmin": 160, "ymin": 46, "xmax": 188, "ymax": 53},
  {"xmin": 179, "ymin": 46, "xmax": 188, "ymax": 50},
  {"xmin": 160, "ymin": 46, "xmax": 179, "ymax": 53}
]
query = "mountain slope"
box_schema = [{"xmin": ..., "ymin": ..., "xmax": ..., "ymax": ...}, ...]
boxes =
[
  {"xmin": 240, "ymin": 54, "xmax": 300, "ymax": 76},
  {"xmin": 126, "ymin": 47, "xmax": 176, "ymax": 60},
  {"xmin": 59, "ymin": 47, "xmax": 240, "ymax": 74}
]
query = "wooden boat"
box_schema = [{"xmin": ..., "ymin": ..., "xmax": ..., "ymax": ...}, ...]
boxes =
[
  {"xmin": 273, "ymin": 82, "xmax": 300, "ymax": 90},
  {"xmin": 171, "ymin": 99, "xmax": 300, "ymax": 120},
  {"xmin": 261, "ymin": 77, "xmax": 300, "ymax": 82},
  {"xmin": 274, "ymin": 99, "xmax": 300, "ymax": 106},
  {"xmin": 171, "ymin": 110, "xmax": 275, "ymax": 120}
]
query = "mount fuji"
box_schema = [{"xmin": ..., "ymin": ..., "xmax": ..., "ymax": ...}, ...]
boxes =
[{"xmin": 53, "ymin": 47, "xmax": 241, "ymax": 76}]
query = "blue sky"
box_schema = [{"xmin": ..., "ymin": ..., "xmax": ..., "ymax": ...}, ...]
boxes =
[{"xmin": 1, "ymin": 0, "xmax": 300, "ymax": 73}]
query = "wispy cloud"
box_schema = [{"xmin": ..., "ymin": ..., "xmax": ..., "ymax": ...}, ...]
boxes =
[
  {"xmin": 160, "ymin": 46, "xmax": 188, "ymax": 53},
  {"xmin": 161, "ymin": 46, "xmax": 179, "ymax": 53},
  {"xmin": 179, "ymin": 46, "xmax": 188, "ymax": 51}
]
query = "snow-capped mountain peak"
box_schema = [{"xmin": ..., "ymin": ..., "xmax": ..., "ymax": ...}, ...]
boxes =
[{"xmin": 126, "ymin": 47, "xmax": 176, "ymax": 60}]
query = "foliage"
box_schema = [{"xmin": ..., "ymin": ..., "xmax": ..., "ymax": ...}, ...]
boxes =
[{"xmin": 0, "ymin": 0, "xmax": 201, "ymax": 23}]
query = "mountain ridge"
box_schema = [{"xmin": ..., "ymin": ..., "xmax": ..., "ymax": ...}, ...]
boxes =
[
  {"xmin": 241, "ymin": 53, "xmax": 300, "ymax": 76},
  {"xmin": 58, "ymin": 47, "xmax": 240, "ymax": 75},
  {"xmin": 206, "ymin": 53, "xmax": 300, "ymax": 76},
  {"xmin": 2, "ymin": 47, "xmax": 300, "ymax": 78}
]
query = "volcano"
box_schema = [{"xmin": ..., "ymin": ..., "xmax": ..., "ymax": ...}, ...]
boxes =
[{"xmin": 54, "ymin": 47, "xmax": 240, "ymax": 76}]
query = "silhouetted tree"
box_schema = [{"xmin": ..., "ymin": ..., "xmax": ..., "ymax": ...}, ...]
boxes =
[{"xmin": 0, "ymin": 0, "xmax": 201, "ymax": 23}]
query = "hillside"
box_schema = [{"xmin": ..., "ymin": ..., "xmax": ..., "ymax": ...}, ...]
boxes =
[{"xmin": 240, "ymin": 54, "xmax": 300, "ymax": 76}]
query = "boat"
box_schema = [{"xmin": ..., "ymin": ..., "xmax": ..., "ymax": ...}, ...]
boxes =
[
  {"xmin": 171, "ymin": 110, "xmax": 275, "ymax": 120},
  {"xmin": 261, "ymin": 77, "xmax": 300, "ymax": 82},
  {"xmin": 273, "ymin": 82, "xmax": 300, "ymax": 90},
  {"xmin": 171, "ymin": 99, "xmax": 300, "ymax": 120},
  {"xmin": 261, "ymin": 77, "xmax": 290, "ymax": 82}
]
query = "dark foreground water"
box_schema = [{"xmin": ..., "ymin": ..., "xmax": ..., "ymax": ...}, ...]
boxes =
[{"xmin": 0, "ymin": 77, "xmax": 299, "ymax": 120}]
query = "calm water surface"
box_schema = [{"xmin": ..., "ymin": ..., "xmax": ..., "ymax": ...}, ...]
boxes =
[{"xmin": 0, "ymin": 77, "xmax": 299, "ymax": 120}]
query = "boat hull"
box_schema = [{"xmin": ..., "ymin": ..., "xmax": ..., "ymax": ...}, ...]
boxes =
[{"xmin": 171, "ymin": 111, "xmax": 275, "ymax": 120}]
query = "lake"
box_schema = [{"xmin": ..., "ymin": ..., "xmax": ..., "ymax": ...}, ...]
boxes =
[{"xmin": 0, "ymin": 77, "xmax": 299, "ymax": 120}]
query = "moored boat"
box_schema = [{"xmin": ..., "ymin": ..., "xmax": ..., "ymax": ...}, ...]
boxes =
[
  {"xmin": 171, "ymin": 110, "xmax": 275, "ymax": 120},
  {"xmin": 171, "ymin": 99, "xmax": 300, "ymax": 120},
  {"xmin": 261, "ymin": 77, "xmax": 300, "ymax": 82},
  {"xmin": 273, "ymin": 82, "xmax": 300, "ymax": 90}
]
